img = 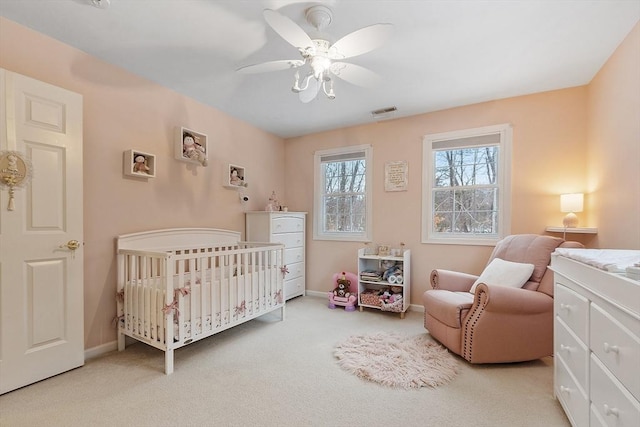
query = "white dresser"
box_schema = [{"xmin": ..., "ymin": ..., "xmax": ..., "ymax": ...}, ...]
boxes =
[
  {"xmin": 246, "ymin": 212, "xmax": 307, "ymax": 300},
  {"xmin": 551, "ymin": 252, "xmax": 640, "ymax": 427}
]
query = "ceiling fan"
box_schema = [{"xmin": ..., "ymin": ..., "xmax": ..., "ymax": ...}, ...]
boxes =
[{"xmin": 237, "ymin": 5, "xmax": 393, "ymax": 103}]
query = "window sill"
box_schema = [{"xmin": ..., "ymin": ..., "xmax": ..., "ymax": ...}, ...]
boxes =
[{"xmin": 422, "ymin": 237, "xmax": 500, "ymax": 246}]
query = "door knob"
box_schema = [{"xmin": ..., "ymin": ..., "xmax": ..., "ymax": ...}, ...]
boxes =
[{"xmin": 60, "ymin": 240, "xmax": 80, "ymax": 250}]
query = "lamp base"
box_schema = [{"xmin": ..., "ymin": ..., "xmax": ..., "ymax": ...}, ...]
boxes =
[{"xmin": 562, "ymin": 212, "xmax": 579, "ymax": 228}]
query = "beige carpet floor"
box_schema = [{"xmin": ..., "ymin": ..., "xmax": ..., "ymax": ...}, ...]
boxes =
[{"xmin": 0, "ymin": 295, "xmax": 570, "ymax": 427}]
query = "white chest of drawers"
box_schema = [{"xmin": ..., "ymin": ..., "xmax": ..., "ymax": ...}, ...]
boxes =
[
  {"xmin": 551, "ymin": 253, "xmax": 640, "ymax": 427},
  {"xmin": 246, "ymin": 212, "xmax": 307, "ymax": 300}
]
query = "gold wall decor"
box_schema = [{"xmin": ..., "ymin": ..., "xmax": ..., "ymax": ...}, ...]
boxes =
[{"xmin": 0, "ymin": 151, "xmax": 33, "ymax": 211}]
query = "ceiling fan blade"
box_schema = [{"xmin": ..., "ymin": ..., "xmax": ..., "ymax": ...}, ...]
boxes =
[
  {"xmin": 330, "ymin": 62, "xmax": 381, "ymax": 87},
  {"xmin": 236, "ymin": 59, "xmax": 304, "ymax": 74},
  {"xmin": 263, "ymin": 9, "xmax": 314, "ymax": 51},
  {"xmin": 329, "ymin": 23, "xmax": 394, "ymax": 59},
  {"xmin": 299, "ymin": 78, "xmax": 320, "ymax": 103}
]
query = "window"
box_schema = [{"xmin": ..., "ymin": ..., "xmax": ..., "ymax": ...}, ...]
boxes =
[
  {"xmin": 314, "ymin": 145, "xmax": 372, "ymax": 241},
  {"xmin": 422, "ymin": 124, "xmax": 512, "ymax": 245}
]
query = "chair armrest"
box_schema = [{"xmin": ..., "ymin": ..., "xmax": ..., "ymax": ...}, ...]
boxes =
[
  {"xmin": 473, "ymin": 283, "xmax": 553, "ymax": 314},
  {"xmin": 430, "ymin": 269, "xmax": 478, "ymax": 292},
  {"xmin": 462, "ymin": 284, "xmax": 554, "ymax": 363}
]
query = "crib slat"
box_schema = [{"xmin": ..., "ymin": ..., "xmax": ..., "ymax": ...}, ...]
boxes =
[{"xmin": 158, "ymin": 290, "xmax": 164, "ymax": 344}]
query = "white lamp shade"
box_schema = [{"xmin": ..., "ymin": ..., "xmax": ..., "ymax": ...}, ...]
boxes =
[{"xmin": 561, "ymin": 193, "xmax": 584, "ymax": 213}]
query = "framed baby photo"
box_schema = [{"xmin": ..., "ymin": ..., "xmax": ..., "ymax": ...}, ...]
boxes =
[{"xmin": 175, "ymin": 126, "xmax": 208, "ymax": 166}]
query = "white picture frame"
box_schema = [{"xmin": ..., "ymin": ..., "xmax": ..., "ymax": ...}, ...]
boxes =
[
  {"xmin": 224, "ymin": 163, "xmax": 247, "ymax": 188},
  {"xmin": 123, "ymin": 149, "xmax": 156, "ymax": 178},
  {"xmin": 176, "ymin": 126, "xmax": 208, "ymax": 166}
]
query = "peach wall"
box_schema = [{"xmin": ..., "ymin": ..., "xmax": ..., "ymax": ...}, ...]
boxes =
[
  {"xmin": 587, "ymin": 22, "xmax": 640, "ymax": 249},
  {"xmin": 1, "ymin": 15, "xmax": 637, "ymax": 351},
  {"xmin": 0, "ymin": 18, "xmax": 286, "ymax": 350},
  {"xmin": 285, "ymin": 87, "xmax": 592, "ymax": 303}
]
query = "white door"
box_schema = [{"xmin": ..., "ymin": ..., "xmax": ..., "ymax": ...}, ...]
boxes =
[{"xmin": 0, "ymin": 69, "xmax": 84, "ymax": 394}]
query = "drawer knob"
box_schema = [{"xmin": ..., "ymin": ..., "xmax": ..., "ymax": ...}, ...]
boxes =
[
  {"xmin": 560, "ymin": 344, "xmax": 571, "ymax": 352},
  {"xmin": 560, "ymin": 385, "xmax": 571, "ymax": 394},
  {"xmin": 604, "ymin": 404, "xmax": 619, "ymax": 417},
  {"xmin": 603, "ymin": 342, "xmax": 619, "ymax": 354},
  {"xmin": 560, "ymin": 303, "xmax": 571, "ymax": 311}
]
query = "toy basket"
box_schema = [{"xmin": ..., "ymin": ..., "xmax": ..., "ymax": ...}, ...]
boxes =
[
  {"xmin": 360, "ymin": 288, "xmax": 382, "ymax": 307},
  {"xmin": 380, "ymin": 298, "xmax": 403, "ymax": 312}
]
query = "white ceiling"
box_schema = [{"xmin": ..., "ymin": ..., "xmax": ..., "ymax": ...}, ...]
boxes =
[{"xmin": 1, "ymin": 0, "xmax": 638, "ymax": 138}]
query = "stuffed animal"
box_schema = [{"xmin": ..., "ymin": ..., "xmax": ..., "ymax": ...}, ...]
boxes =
[
  {"xmin": 389, "ymin": 294, "xmax": 403, "ymax": 304},
  {"xmin": 188, "ymin": 143, "xmax": 208, "ymax": 166},
  {"xmin": 333, "ymin": 272, "xmax": 351, "ymax": 298},
  {"xmin": 133, "ymin": 155, "xmax": 150, "ymax": 173},
  {"xmin": 379, "ymin": 290, "xmax": 392, "ymax": 303},
  {"xmin": 383, "ymin": 265, "xmax": 403, "ymax": 282},
  {"xmin": 381, "ymin": 259, "xmax": 395, "ymax": 270},
  {"xmin": 182, "ymin": 133, "xmax": 208, "ymax": 167},
  {"xmin": 379, "ymin": 289, "xmax": 403, "ymax": 304},
  {"xmin": 328, "ymin": 271, "xmax": 358, "ymax": 311}
]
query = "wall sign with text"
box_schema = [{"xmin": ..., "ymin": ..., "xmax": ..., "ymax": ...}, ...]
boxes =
[{"xmin": 384, "ymin": 160, "xmax": 408, "ymax": 192}]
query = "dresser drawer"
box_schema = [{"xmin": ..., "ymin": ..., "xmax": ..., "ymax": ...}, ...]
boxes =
[
  {"xmin": 272, "ymin": 216, "xmax": 304, "ymax": 233},
  {"xmin": 556, "ymin": 356, "xmax": 589, "ymax": 427},
  {"xmin": 272, "ymin": 232, "xmax": 304, "ymax": 249},
  {"xmin": 284, "ymin": 277, "xmax": 305, "ymax": 300},
  {"xmin": 590, "ymin": 355, "xmax": 640, "ymax": 427},
  {"xmin": 555, "ymin": 283, "xmax": 589, "ymax": 342},
  {"xmin": 590, "ymin": 404, "xmax": 608, "ymax": 427},
  {"xmin": 555, "ymin": 317, "xmax": 588, "ymax": 393},
  {"xmin": 284, "ymin": 247, "xmax": 304, "ymax": 265},
  {"xmin": 590, "ymin": 303, "xmax": 640, "ymax": 401},
  {"xmin": 284, "ymin": 261, "xmax": 304, "ymax": 281}
]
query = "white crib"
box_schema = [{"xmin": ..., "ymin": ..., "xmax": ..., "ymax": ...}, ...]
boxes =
[{"xmin": 116, "ymin": 228, "xmax": 285, "ymax": 374}]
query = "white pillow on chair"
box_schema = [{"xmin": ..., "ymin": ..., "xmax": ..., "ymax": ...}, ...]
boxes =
[{"xmin": 470, "ymin": 258, "xmax": 535, "ymax": 294}]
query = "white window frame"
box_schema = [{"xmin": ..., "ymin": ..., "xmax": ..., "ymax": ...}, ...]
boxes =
[
  {"xmin": 422, "ymin": 124, "xmax": 512, "ymax": 246},
  {"xmin": 313, "ymin": 144, "xmax": 373, "ymax": 242}
]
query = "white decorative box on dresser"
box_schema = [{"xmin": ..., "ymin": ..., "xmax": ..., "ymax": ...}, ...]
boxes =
[
  {"xmin": 246, "ymin": 212, "xmax": 307, "ymax": 300},
  {"xmin": 551, "ymin": 249, "xmax": 640, "ymax": 427}
]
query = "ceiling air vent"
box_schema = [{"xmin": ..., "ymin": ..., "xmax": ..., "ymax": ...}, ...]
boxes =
[{"xmin": 371, "ymin": 106, "xmax": 397, "ymax": 121}]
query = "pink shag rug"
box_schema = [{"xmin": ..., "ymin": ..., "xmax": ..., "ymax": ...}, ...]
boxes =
[{"xmin": 334, "ymin": 332, "xmax": 458, "ymax": 389}]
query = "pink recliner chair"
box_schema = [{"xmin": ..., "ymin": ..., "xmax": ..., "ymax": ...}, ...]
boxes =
[{"xmin": 423, "ymin": 234, "xmax": 583, "ymax": 363}]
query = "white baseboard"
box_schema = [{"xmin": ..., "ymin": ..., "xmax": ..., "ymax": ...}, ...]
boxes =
[
  {"xmin": 304, "ymin": 290, "xmax": 326, "ymax": 298},
  {"xmin": 85, "ymin": 340, "xmax": 118, "ymax": 361},
  {"xmin": 409, "ymin": 303, "xmax": 425, "ymax": 313}
]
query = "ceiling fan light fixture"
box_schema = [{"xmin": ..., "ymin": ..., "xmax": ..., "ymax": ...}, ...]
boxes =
[
  {"xmin": 292, "ymin": 71, "xmax": 313, "ymax": 93},
  {"xmin": 323, "ymin": 78, "xmax": 336, "ymax": 100},
  {"xmin": 310, "ymin": 55, "xmax": 331, "ymax": 78}
]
